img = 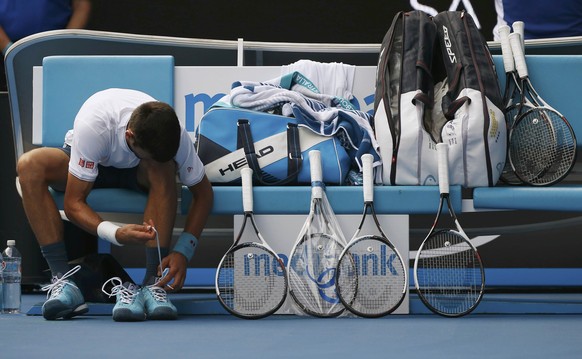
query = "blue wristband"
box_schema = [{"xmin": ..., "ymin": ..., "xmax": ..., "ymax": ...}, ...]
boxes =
[{"xmin": 172, "ymin": 232, "xmax": 198, "ymax": 261}]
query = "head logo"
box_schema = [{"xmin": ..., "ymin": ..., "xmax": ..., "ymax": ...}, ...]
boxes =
[
  {"xmin": 423, "ymin": 175, "xmax": 437, "ymax": 186},
  {"xmin": 218, "ymin": 146, "xmax": 274, "ymax": 177}
]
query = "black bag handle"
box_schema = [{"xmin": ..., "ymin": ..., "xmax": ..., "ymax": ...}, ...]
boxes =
[{"xmin": 237, "ymin": 119, "xmax": 302, "ymax": 185}]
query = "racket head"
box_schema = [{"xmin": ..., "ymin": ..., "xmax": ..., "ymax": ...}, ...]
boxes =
[
  {"xmin": 497, "ymin": 25, "xmax": 525, "ymax": 186},
  {"xmin": 336, "ymin": 234, "xmax": 407, "ymax": 318},
  {"xmin": 500, "ymin": 101, "xmax": 525, "ymax": 185},
  {"xmin": 413, "ymin": 229, "xmax": 485, "ymax": 317},
  {"xmin": 288, "ymin": 232, "xmax": 345, "ymax": 317},
  {"xmin": 509, "ymin": 105, "xmax": 577, "ymax": 186},
  {"xmin": 215, "ymin": 241, "xmax": 288, "ymax": 319}
]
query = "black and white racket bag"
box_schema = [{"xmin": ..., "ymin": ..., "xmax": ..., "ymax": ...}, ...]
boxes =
[{"xmin": 374, "ymin": 10, "xmax": 506, "ymax": 187}]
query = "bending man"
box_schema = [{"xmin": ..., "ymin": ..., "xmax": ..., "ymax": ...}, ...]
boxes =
[{"xmin": 17, "ymin": 88, "xmax": 213, "ymax": 321}]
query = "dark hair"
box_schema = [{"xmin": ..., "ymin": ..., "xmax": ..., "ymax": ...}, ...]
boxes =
[{"xmin": 127, "ymin": 101, "xmax": 180, "ymax": 162}]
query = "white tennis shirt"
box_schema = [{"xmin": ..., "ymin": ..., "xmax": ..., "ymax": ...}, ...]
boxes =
[{"xmin": 64, "ymin": 88, "xmax": 205, "ymax": 187}]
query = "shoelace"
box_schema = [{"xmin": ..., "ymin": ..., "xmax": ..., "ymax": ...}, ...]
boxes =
[
  {"xmin": 145, "ymin": 265, "xmax": 171, "ymax": 303},
  {"xmin": 151, "ymin": 227, "xmax": 163, "ymax": 277},
  {"xmin": 101, "ymin": 277, "xmax": 139, "ymax": 304},
  {"xmin": 145, "ymin": 284, "xmax": 169, "ymax": 303},
  {"xmin": 150, "ymin": 227, "xmax": 174, "ymax": 290},
  {"xmin": 41, "ymin": 265, "xmax": 82, "ymax": 299}
]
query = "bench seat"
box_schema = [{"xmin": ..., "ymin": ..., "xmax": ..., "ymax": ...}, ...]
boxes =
[
  {"xmin": 181, "ymin": 185, "xmax": 463, "ymax": 215},
  {"xmin": 473, "ymin": 185, "xmax": 582, "ymax": 212}
]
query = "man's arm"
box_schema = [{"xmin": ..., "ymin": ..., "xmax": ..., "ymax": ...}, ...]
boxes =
[
  {"xmin": 67, "ymin": 0, "xmax": 92, "ymax": 29},
  {"xmin": 0, "ymin": 26, "xmax": 12, "ymax": 53},
  {"xmin": 63, "ymin": 172, "xmax": 102, "ymax": 233},
  {"xmin": 157, "ymin": 175, "xmax": 213, "ymax": 290},
  {"xmin": 63, "ymin": 173, "xmax": 155, "ymax": 245},
  {"xmin": 183, "ymin": 175, "xmax": 214, "ymax": 239}
]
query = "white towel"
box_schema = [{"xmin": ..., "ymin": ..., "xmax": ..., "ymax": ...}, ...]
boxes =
[{"xmin": 281, "ymin": 59, "xmax": 356, "ymax": 100}]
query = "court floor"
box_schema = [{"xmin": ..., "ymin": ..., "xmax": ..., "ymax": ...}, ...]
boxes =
[{"xmin": 0, "ymin": 292, "xmax": 581, "ymax": 359}]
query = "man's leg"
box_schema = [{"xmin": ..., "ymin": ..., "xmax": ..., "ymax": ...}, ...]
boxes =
[
  {"xmin": 17, "ymin": 147, "xmax": 88, "ymax": 319},
  {"xmin": 17, "ymin": 148, "xmax": 70, "ymax": 273}
]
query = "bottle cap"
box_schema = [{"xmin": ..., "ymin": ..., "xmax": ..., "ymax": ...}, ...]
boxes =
[{"xmin": 7, "ymin": 240, "xmax": 15, "ymax": 246}]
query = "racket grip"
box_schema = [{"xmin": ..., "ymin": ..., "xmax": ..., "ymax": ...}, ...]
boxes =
[
  {"xmin": 362, "ymin": 154, "xmax": 374, "ymax": 203},
  {"xmin": 436, "ymin": 143, "xmax": 449, "ymax": 194},
  {"xmin": 309, "ymin": 150, "xmax": 323, "ymax": 199},
  {"xmin": 509, "ymin": 33, "xmax": 528, "ymax": 79},
  {"xmin": 498, "ymin": 25, "xmax": 514, "ymax": 73},
  {"xmin": 512, "ymin": 21, "xmax": 525, "ymax": 50},
  {"xmin": 241, "ymin": 168, "xmax": 253, "ymax": 212}
]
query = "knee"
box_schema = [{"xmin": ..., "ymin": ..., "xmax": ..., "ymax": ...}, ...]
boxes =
[
  {"xmin": 17, "ymin": 151, "xmax": 49, "ymax": 187},
  {"xmin": 17, "ymin": 152, "xmax": 37, "ymax": 181}
]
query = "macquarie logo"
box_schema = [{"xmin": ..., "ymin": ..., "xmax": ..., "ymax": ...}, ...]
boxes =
[
  {"xmin": 218, "ymin": 145, "xmax": 274, "ymax": 177},
  {"xmin": 442, "ymin": 25, "xmax": 457, "ymax": 63}
]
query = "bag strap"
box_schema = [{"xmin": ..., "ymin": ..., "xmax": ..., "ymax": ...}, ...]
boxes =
[
  {"xmin": 442, "ymin": 63, "xmax": 471, "ymax": 120},
  {"xmin": 237, "ymin": 119, "xmax": 302, "ymax": 185}
]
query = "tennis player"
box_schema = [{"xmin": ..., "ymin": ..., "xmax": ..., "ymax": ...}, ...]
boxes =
[{"xmin": 17, "ymin": 88, "xmax": 214, "ymax": 321}]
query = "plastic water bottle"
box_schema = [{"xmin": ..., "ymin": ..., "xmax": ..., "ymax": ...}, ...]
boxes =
[
  {"xmin": 0, "ymin": 251, "xmax": 4, "ymax": 312},
  {"xmin": 2, "ymin": 240, "xmax": 21, "ymax": 314}
]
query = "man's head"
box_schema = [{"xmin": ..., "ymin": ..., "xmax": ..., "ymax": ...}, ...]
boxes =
[{"xmin": 126, "ymin": 101, "xmax": 180, "ymax": 162}]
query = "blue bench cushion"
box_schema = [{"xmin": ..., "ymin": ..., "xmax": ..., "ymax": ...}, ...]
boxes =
[
  {"xmin": 473, "ymin": 185, "xmax": 582, "ymax": 212},
  {"xmin": 181, "ymin": 185, "xmax": 463, "ymax": 215},
  {"xmin": 42, "ymin": 55, "xmax": 174, "ymax": 147},
  {"xmin": 50, "ymin": 188, "xmax": 148, "ymax": 213}
]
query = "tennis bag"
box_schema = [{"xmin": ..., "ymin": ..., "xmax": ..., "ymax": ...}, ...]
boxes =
[
  {"xmin": 374, "ymin": 10, "xmax": 505, "ymax": 187},
  {"xmin": 195, "ymin": 107, "xmax": 351, "ymax": 185},
  {"xmin": 68, "ymin": 253, "xmax": 132, "ymax": 303}
]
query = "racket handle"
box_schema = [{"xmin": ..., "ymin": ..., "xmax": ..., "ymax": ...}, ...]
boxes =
[
  {"xmin": 512, "ymin": 21, "xmax": 525, "ymax": 51},
  {"xmin": 241, "ymin": 167, "xmax": 253, "ymax": 213},
  {"xmin": 309, "ymin": 150, "xmax": 323, "ymax": 199},
  {"xmin": 436, "ymin": 143, "xmax": 450, "ymax": 195},
  {"xmin": 362, "ymin": 153, "xmax": 374, "ymax": 203},
  {"xmin": 509, "ymin": 33, "xmax": 528, "ymax": 79},
  {"xmin": 498, "ymin": 25, "xmax": 515, "ymax": 73}
]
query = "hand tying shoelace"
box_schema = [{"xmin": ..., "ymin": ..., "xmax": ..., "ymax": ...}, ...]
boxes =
[
  {"xmin": 149, "ymin": 226, "xmax": 173, "ymax": 290},
  {"xmin": 100, "ymin": 224, "xmax": 178, "ymax": 321}
]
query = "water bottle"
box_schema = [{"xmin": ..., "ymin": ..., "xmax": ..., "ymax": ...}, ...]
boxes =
[
  {"xmin": 0, "ymin": 251, "xmax": 4, "ymax": 312},
  {"xmin": 2, "ymin": 240, "xmax": 21, "ymax": 314}
]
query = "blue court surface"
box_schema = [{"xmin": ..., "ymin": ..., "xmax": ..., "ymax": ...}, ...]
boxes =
[{"xmin": 1, "ymin": 292, "xmax": 581, "ymax": 359}]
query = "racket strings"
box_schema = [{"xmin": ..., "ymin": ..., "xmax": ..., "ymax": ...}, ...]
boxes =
[
  {"xmin": 217, "ymin": 244, "xmax": 286, "ymax": 317},
  {"xmin": 510, "ymin": 108, "xmax": 576, "ymax": 185},
  {"xmin": 501, "ymin": 103, "xmax": 523, "ymax": 185},
  {"xmin": 415, "ymin": 231, "xmax": 483, "ymax": 316},
  {"xmin": 337, "ymin": 237, "xmax": 406, "ymax": 316},
  {"xmin": 289, "ymin": 234, "xmax": 345, "ymax": 316}
]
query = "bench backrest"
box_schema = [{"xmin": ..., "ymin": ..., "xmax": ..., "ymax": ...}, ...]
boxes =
[{"xmin": 42, "ymin": 55, "xmax": 174, "ymax": 147}]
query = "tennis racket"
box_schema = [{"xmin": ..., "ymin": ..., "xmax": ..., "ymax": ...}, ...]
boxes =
[
  {"xmin": 507, "ymin": 32, "xmax": 577, "ymax": 186},
  {"xmin": 336, "ymin": 154, "xmax": 407, "ymax": 318},
  {"xmin": 414, "ymin": 143, "xmax": 485, "ymax": 317},
  {"xmin": 498, "ymin": 24, "xmax": 524, "ymax": 185},
  {"xmin": 288, "ymin": 150, "xmax": 346, "ymax": 317},
  {"xmin": 215, "ymin": 168, "xmax": 288, "ymax": 319}
]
